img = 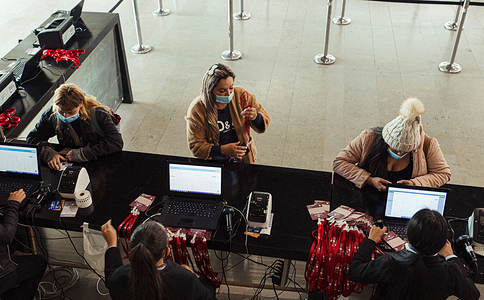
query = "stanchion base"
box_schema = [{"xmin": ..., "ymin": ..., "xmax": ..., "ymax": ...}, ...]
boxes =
[
  {"xmin": 444, "ymin": 21, "xmax": 464, "ymax": 31},
  {"xmin": 444, "ymin": 21, "xmax": 458, "ymax": 31},
  {"xmin": 221, "ymin": 50, "xmax": 242, "ymax": 60},
  {"xmin": 314, "ymin": 54, "xmax": 335, "ymax": 65},
  {"xmin": 153, "ymin": 8, "xmax": 170, "ymax": 16},
  {"xmin": 131, "ymin": 44, "xmax": 152, "ymax": 54},
  {"xmin": 439, "ymin": 62, "xmax": 462, "ymax": 73},
  {"xmin": 333, "ymin": 16, "xmax": 351, "ymax": 25},
  {"xmin": 233, "ymin": 12, "xmax": 251, "ymax": 20}
]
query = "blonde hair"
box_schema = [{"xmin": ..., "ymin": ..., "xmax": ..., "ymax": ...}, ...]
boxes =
[
  {"xmin": 200, "ymin": 64, "xmax": 235, "ymax": 144},
  {"xmin": 53, "ymin": 83, "xmax": 112, "ymax": 123}
]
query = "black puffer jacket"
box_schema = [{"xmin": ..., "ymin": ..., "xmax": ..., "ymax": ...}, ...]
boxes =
[{"xmin": 27, "ymin": 106, "xmax": 123, "ymax": 163}]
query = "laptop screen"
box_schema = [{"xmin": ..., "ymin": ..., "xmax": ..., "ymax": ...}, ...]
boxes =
[
  {"xmin": 385, "ymin": 186, "xmax": 447, "ymax": 219},
  {"xmin": 169, "ymin": 163, "xmax": 222, "ymax": 196},
  {"xmin": 0, "ymin": 144, "xmax": 40, "ymax": 176}
]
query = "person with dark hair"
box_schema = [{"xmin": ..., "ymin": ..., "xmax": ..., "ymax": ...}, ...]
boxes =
[
  {"xmin": 186, "ymin": 63, "xmax": 271, "ymax": 163},
  {"xmin": 1, "ymin": 189, "xmax": 47, "ymax": 300},
  {"xmin": 27, "ymin": 83, "xmax": 123, "ymax": 170},
  {"xmin": 348, "ymin": 209, "xmax": 480, "ymax": 300},
  {"xmin": 333, "ymin": 98, "xmax": 451, "ymax": 191},
  {"xmin": 101, "ymin": 220, "xmax": 216, "ymax": 300}
]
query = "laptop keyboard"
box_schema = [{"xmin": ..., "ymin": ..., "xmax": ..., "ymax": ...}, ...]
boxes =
[
  {"xmin": 0, "ymin": 182, "xmax": 33, "ymax": 194},
  {"xmin": 386, "ymin": 224, "xmax": 407, "ymax": 239},
  {"xmin": 166, "ymin": 200, "xmax": 217, "ymax": 218}
]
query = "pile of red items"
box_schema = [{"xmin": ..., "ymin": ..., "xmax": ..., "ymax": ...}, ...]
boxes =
[
  {"xmin": 168, "ymin": 229, "xmax": 221, "ymax": 288},
  {"xmin": 305, "ymin": 217, "xmax": 365, "ymax": 299},
  {"xmin": 0, "ymin": 108, "xmax": 20, "ymax": 131},
  {"xmin": 41, "ymin": 48, "xmax": 85, "ymax": 69}
]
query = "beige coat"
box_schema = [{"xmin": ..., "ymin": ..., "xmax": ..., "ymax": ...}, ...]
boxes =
[
  {"xmin": 186, "ymin": 87, "xmax": 271, "ymax": 164},
  {"xmin": 333, "ymin": 126, "xmax": 451, "ymax": 188}
]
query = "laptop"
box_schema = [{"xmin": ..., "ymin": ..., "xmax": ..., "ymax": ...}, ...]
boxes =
[
  {"xmin": 70, "ymin": 0, "xmax": 85, "ymax": 24},
  {"xmin": 0, "ymin": 143, "xmax": 42, "ymax": 206},
  {"xmin": 8, "ymin": 47, "xmax": 44, "ymax": 86},
  {"xmin": 383, "ymin": 184, "xmax": 448, "ymax": 238},
  {"xmin": 157, "ymin": 161, "xmax": 225, "ymax": 230}
]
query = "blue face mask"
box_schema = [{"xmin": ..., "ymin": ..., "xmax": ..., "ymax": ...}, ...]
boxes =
[
  {"xmin": 57, "ymin": 112, "xmax": 80, "ymax": 123},
  {"xmin": 387, "ymin": 148, "xmax": 408, "ymax": 160},
  {"xmin": 215, "ymin": 92, "xmax": 234, "ymax": 104}
]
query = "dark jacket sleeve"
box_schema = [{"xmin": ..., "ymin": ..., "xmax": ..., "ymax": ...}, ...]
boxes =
[
  {"xmin": 348, "ymin": 238, "xmax": 387, "ymax": 284},
  {"xmin": 81, "ymin": 108, "xmax": 123, "ymax": 161},
  {"xmin": 104, "ymin": 247, "xmax": 130, "ymax": 300},
  {"xmin": 105, "ymin": 247, "xmax": 124, "ymax": 283},
  {"xmin": 26, "ymin": 107, "xmax": 59, "ymax": 163},
  {"xmin": 0, "ymin": 201, "xmax": 20, "ymax": 246},
  {"xmin": 447, "ymin": 257, "xmax": 480, "ymax": 300}
]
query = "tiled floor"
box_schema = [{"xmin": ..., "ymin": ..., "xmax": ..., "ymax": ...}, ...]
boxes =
[{"xmin": 3, "ymin": 0, "xmax": 484, "ymax": 298}]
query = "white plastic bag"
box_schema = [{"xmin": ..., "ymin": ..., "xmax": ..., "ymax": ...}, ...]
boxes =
[{"xmin": 82, "ymin": 222, "xmax": 108, "ymax": 276}]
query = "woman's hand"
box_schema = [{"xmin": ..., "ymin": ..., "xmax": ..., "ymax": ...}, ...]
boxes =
[
  {"xmin": 366, "ymin": 176, "xmax": 391, "ymax": 191},
  {"xmin": 58, "ymin": 148, "xmax": 71, "ymax": 155},
  {"xmin": 221, "ymin": 142, "xmax": 248, "ymax": 160},
  {"xmin": 397, "ymin": 179, "xmax": 414, "ymax": 186},
  {"xmin": 8, "ymin": 189, "xmax": 26, "ymax": 203},
  {"xmin": 368, "ymin": 225, "xmax": 387, "ymax": 243},
  {"xmin": 241, "ymin": 107, "xmax": 258, "ymax": 121},
  {"xmin": 438, "ymin": 240, "xmax": 454, "ymax": 258},
  {"xmin": 66, "ymin": 150, "xmax": 72, "ymax": 161},
  {"xmin": 101, "ymin": 220, "xmax": 118, "ymax": 247},
  {"xmin": 48, "ymin": 154, "xmax": 67, "ymax": 170}
]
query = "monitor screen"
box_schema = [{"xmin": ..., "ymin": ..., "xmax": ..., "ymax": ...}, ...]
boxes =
[
  {"xmin": 169, "ymin": 163, "xmax": 222, "ymax": 196},
  {"xmin": 385, "ymin": 186, "xmax": 447, "ymax": 219},
  {"xmin": 0, "ymin": 144, "xmax": 40, "ymax": 176}
]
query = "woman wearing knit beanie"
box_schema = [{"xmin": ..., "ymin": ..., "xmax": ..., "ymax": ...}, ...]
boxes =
[{"xmin": 333, "ymin": 98, "xmax": 451, "ymax": 191}]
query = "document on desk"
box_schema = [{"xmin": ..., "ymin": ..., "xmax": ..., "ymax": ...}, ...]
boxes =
[
  {"xmin": 307, "ymin": 200, "xmax": 330, "ymax": 220},
  {"xmin": 246, "ymin": 213, "xmax": 274, "ymax": 238},
  {"xmin": 60, "ymin": 201, "xmax": 79, "ymax": 217}
]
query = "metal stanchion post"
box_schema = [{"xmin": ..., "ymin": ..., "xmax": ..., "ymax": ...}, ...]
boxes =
[
  {"xmin": 444, "ymin": 3, "xmax": 461, "ymax": 31},
  {"xmin": 153, "ymin": 0, "xmax": 170, "ymax": 16},
  {"xmin": 333, "ymin": 0, "xmax": 351, "ymax": 25},
  {"xmin": 222, "ymin": 0, "xmax": 242, "ymax": 60},
  {"xmin": 234, "ymin": 0, "xmax": 251, "ymax": 20},
  {"xmin": 439, "ymin": 0, "xmax": 470, "ymax": 73},
  {"xmin": 314, "ymin": 0, "xmax": 335, "ymax": 65},
  {"xmin": 131, "ymin": 0, "xmax": 152, "ymax": 54}
]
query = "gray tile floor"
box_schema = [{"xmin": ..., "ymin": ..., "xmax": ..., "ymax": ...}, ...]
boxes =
[{"xmin": 3, "ymin": 0, "xmax": 484, "ymax": 298}]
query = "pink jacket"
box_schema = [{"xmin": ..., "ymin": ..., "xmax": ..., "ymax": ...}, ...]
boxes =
[{"xmin": 333, "ymin": 126, "xmax": 451, "ymax": 188}]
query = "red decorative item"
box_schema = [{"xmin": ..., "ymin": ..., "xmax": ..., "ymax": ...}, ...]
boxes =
[
  {"xmin": 41, "ymin": 48, "xmax": 85, "ymax": 69},
  {"xmin": 0, "ymin": 108, "xmax": 21, "ymax": 131},
  {"xmin": 305, "ymin": 218, "xmax": 365, "ymax": 299}
]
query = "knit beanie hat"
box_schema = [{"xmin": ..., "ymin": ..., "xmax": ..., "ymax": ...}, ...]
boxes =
[{"xmin": 382, "ymin": 98, "xmax": 426, "ymax": 152}]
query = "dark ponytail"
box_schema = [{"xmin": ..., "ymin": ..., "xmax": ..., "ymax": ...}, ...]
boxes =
[
  {"xmin": 359, "ymin": 127, "xmax": 389, "ymax": 179},
  {"xmin": 130, "ymin": 221, "xmax": 169, "ymax": 300}
]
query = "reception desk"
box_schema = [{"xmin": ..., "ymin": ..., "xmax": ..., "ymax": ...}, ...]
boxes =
[
  {"xmin": 34, "ymin": 151, "xmax": 333, "ymax": 262},
  {"xmin": 27, "ymin": 150, "xmax": 484, "ymax": 283},
  {"xmin": 0, "ymin": 12, "xmax": 132, "ymax": 138}
]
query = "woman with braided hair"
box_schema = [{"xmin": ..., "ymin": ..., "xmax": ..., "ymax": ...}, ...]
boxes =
[
  {"xmin": 186, "ymin": 63, "xmax": 271, "ymax": 163},
  {"xmin": 101, "ymin": 220, "xmax": 215, "ymax": 300}
]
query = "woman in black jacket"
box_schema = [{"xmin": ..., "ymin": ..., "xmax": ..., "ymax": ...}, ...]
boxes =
[
  {"xmin": 348, "ymin": 209, "xmax": 480, "ymax": 300},
  {"xmin": 0, "ymin": 189, "xmax": 46, "ymax": 300},
  {"xmin": 27, "ymin": 83, "xmax": 123, "ymax": 170},
  {"xmin": 101, "ymin": 220, "xmax": 216, "ymax": 300}
]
